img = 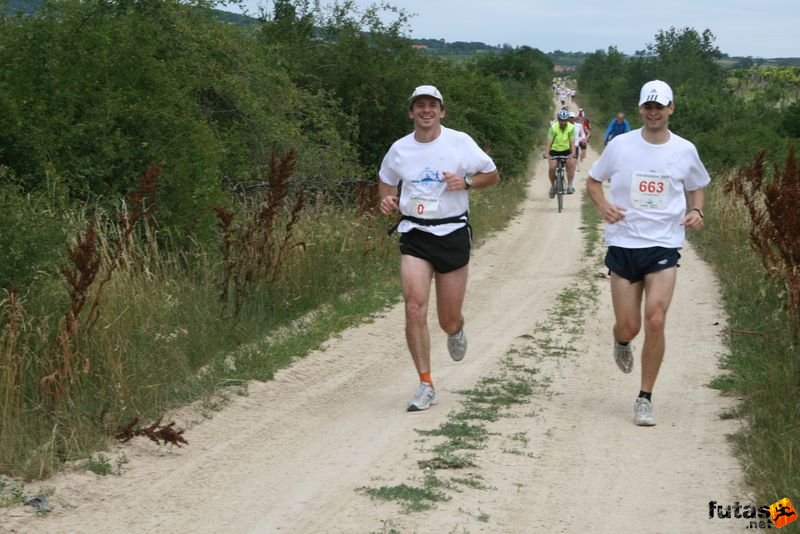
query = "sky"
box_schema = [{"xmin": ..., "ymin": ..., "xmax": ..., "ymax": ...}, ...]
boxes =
[{"xmin": 227, "ymin": 0, "xmax": 799, "ymax": 59}]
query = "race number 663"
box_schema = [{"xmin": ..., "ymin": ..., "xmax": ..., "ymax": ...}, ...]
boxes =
[{"xmin": 639, "ymin": 180, "xmax": 665, "ymax": 194}]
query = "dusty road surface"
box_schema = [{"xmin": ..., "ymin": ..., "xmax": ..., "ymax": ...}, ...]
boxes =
[{"xmin": 2, "ymin": 123, "xmax": 749, "ymax": 533}]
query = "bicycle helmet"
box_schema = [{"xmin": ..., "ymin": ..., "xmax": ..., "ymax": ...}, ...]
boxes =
[{"xmin": 557, "ymin": 109, "xmax": 570, "ymax": 121}]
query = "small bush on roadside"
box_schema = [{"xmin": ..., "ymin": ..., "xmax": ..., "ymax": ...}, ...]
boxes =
[{"xmin": 0, "ymin": 182, "xmax": 67, "ymax": 291}]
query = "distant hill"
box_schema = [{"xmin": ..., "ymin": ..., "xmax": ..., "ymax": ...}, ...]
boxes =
[
  {"xmin": 1, "ymin": 0, "xmax": 254, "ymax": 24},
  {"xmin": 3, "ymin": 1, "xmax": 798, "ymax": 68}
]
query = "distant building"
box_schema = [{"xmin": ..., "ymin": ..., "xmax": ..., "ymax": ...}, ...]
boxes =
[{"xmin": 411, "ymin": 44, "xmax": 428, "ymax": 50}]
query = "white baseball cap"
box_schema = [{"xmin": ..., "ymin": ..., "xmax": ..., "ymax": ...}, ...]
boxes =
[
  {"xmin": 639, "ymin": 80, "xmax": 673, "ymax": 106},
  {"xmin": 409, "ymin": 85, "xmax": 443, "ymax": 104}
]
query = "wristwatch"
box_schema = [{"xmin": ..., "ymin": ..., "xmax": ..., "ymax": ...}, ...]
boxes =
[{"xmin": 464, "ymin": 174, "xmax": 474, "ymax": 190}]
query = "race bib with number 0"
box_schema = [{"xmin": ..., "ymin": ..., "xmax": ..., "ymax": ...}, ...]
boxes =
[{"xmin": 410, "ymin": 196, "xmax": 439, "ymax": 218}]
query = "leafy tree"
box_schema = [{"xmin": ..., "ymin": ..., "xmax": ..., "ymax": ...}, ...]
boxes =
[
  {"xmin": 643, "ymin": 27, "xmax": 723, "ymax": 88},
  {"xmin": 256, "ymin": 0, "xmax": 435, "ymax": 174},
  {"xmin": 576, "ymin": 47, "xmax": 631, "ymax": 121},
  {"xmin": 469, "ymin": 46, "xmax": 553, "ymax": 176},
  {"xmin": 0, "ymin": 0, "xmax": 553, "ymax": 252},
  {"xmin": 0, "ymin": 0, "xmax": 361, "ymax": 240}
]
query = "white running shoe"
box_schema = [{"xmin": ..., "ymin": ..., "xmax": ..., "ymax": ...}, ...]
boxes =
[
  {"xmin": 634, "ymin": 397, "xmax": 656, "ymax": 426},
  {"xmin": 447, "ymin": 330, "xmax": 467, "ymax": 362},
  {"xmin": 407, "ymin": 382, "xmax": 438, "ymax": 412},
  {"xmin": 613, "ymin": 340, "xmax": 634, "ymax": 374}
]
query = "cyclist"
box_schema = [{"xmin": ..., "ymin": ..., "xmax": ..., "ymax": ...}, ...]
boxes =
[
  {"xmin": 603, "ymin": 112, "xmax": 631, "ymax": 145},
  {"xmin": 544, "ymin": 108, "xmax": 576, "ymax": 197}
]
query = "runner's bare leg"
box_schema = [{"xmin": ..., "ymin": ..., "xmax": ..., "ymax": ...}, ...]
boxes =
[
  {"xmin": 435, "ymin": 264, "xmax": 468, "ymax": 335},
  {"xmin": 640, "ymin": 268, "xmax": 677, "ymax": 392},
  {"xmin": 401, "ymin": 255, "xmax": 435, "ymax": 374}
]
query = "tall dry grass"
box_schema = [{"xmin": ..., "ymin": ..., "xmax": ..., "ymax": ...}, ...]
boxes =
[
  {"xmin": 691, "ymin": 144, "xmax": 799, "ymax": 502},
  {"xmin": 0, "ymin": 152, "xmax": 400, "ymax": 479}
]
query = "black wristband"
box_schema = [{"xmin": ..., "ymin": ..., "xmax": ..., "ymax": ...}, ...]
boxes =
[{"xmin": 691, "ymin": 208, "xmax": 704, "ymax": 219}]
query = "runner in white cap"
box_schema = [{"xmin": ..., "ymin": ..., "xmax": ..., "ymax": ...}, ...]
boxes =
[
  {"xmin": 379, "ymin": 85, "xmax": 500, "ymax": 412},
  {"xmin": 586, "ymin": 80, "xmax": 710, "ymax": 426}
]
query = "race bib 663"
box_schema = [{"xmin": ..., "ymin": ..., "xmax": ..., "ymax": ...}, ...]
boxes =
[{"xmin": 630, "ymin": 171, "xmax": 670, "ymax": 210}]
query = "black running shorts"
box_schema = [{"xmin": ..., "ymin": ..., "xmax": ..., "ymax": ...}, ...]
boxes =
[
  {"xmin": 399, "ymin": 225, "xmax": 472, "ymax": 274},
  {"xmin": 604, "ymin": 246, "xmax": 680, "ymax": 283}
]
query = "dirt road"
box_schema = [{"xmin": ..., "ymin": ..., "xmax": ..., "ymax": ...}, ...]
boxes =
[{"xmin": 1, "ymin": 131, "xmax": 748, "ymax": 533}]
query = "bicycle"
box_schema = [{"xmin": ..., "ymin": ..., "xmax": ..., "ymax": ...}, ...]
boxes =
[{"xmin": 547, "ymin": 155, "xmax": 571, "ymax": 213}]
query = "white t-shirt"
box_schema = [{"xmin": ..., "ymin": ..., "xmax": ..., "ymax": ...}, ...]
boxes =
[
  {"xmin": 588, "ymin": 128, "xmax": 711, "ymax": 249},
  {"xmin": 573, "ymin": 122, "xmax": 585, "ymax": 146},
  {"xmin": 379, "ymin": 126, "xmax": 497, "ymax": 236}
]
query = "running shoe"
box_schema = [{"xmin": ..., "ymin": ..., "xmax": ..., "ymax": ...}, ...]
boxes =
[
  {"xmin": 447, "ymin": 330, "xmax": 467, "ymax": 362},
  {"xmin": 613, "ymin": 340, "xmax": 634, "ymax": 374},
  {"xmin": 634, "ymin": 397, "xmax": 656, "ymax": 426},
  {"xmin": 567, "ymin": 186, "xmax": 576, "ymax": 194},
  {"xmin": 549, "ymin": 185, "xmax": 556, "ymax": 199},
  {"xmin": 407, "ymin": 382, "xmax": 437, "ymax": 412}
]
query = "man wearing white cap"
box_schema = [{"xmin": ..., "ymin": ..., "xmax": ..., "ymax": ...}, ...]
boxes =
[
  {"xmin": 378, "ymin": 85, "xmax": 500, "ymax": 412},
  {"xmin": 586, "ymin": 80, "xmax": 710, "ymax": 426}
]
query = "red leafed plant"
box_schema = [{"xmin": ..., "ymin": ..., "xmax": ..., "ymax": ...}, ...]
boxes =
[
  {"xmin": 40, "ymin": 165, "xmax": 160, "ymax": 402},
  {"xmin": 725, "ymin": 143, "xmax": 800, "ymax": 332},
  {"xmin": 115, "ymin": 416, "xmax": 188, "ymax": 447},
  {"xmin": 213, "ymin": 149, "xmax": 305, "ymax": 316}
]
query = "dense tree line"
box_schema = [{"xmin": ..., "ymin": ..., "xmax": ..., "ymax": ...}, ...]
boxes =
[
  {"xmin": 0, "ymin": 0, "xmax": 553, "ymax": 291},
  {"xmin": 576, "ymin": 27, "xmax": 795, "ymax": 169}
]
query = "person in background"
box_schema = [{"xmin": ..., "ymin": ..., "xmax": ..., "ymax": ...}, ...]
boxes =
[
  {"xmin": 578, "ymin": 109, "xmax": 592, "ymax": 160},
  {"xmin": 586, "ymin": 80, "xmax": 710, "ymax": 426},
  {"xmin": 544, "ymin": 108, "xmax": 577, "ymax": 195},
  {"xmin": 569, "ymin": 112, "xmax": 586, "ymax": 172},
  {"xmin": 378, "ymin": 85, "xmax": 500, "ymax": 412},
  {"xmin": 603, "ymin": 112, "xmax": 631, "ymax": 145}
]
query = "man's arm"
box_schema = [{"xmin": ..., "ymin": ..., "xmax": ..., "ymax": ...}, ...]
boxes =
[
  {"xmin": 378, "ymin": 180, "xmax": 399, "ymax": 216},
  {"xmin": 683, "ymin": 188, "xmax": 705, "ymax": 231},
  {"xmin": 587, "ymin": 176, "xmax": 626, "ymax": 224},
  {"xmin": 470, "ymin": 169, "xmax": 500, "ymax": 189},
  {"xmin": 443, "ymin": 168, "xmax": 500, "ymax": 191}
]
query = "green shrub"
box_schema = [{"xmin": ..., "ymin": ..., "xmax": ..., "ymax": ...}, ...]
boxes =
[{"xmin": 0, "ymin": 182, "xmax": 67, "ymax": 291}]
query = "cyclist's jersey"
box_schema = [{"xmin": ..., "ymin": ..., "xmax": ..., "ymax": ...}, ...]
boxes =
[{"xmin": 548, "ymin": 122, "xmax": 575, "ymax": 152}]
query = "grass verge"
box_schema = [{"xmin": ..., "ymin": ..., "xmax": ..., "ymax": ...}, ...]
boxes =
[{"xmin": 689, "ymin": 176, "xmax": 799, "ymax": 503}]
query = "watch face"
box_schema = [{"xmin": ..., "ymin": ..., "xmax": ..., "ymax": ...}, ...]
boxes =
[{"xmin": 465, "ymin": 176, "xmax": 473, "ymax": 188}]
